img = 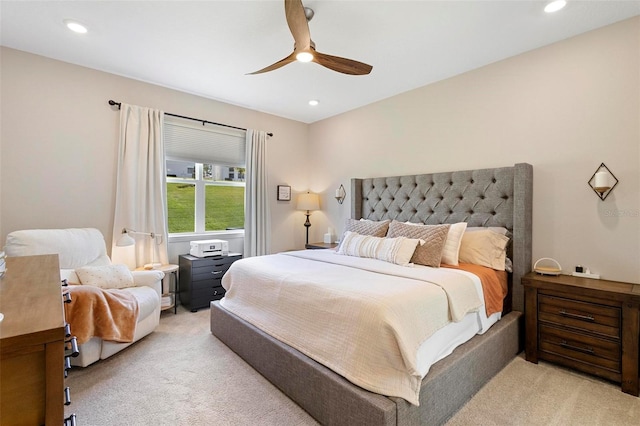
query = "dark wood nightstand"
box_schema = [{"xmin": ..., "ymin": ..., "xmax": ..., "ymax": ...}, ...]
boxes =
[
  {"xmin": 523, "ymin": 272, "xmax": 640, "ymax": 396},
  {"xmin": 305, "ymin": 242, "xmax": 338, "ymax": 250}
]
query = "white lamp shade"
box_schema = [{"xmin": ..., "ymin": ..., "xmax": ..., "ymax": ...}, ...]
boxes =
[
  {"xmin": 116, "ymin": 232, "xmax": 136, "ymax": 247},
  {"xmin": 297, "ymin": 193, "xmax": 320, "ymax": 211}
]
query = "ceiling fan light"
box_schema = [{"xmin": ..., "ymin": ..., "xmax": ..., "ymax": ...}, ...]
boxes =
[
  {"xmin": 296, "ymin": 51, "xmax": 314, "ymax": 63},
  {"xmin": 544, "ymin": 0, "xmax": 567, "ymax": 13}
]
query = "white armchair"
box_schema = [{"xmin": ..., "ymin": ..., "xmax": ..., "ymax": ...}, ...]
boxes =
[{"xmin": 4, "ymin": 228, "xmax": 164, "ymax": 367}]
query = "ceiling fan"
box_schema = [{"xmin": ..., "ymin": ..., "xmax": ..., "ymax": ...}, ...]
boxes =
[{"xmin": 248, "ymin": 0, "xmax": 372, "ymax": 76}]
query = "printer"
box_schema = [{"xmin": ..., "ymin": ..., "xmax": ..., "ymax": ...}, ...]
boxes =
[{"xmin": 189, "ymin": 239, "xmax": 229, "ymax": 257}]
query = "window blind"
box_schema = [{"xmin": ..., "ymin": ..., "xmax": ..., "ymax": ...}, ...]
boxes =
[{"xmin": 164, "ymin": 121, "xmax": 246, "ymax": 166}]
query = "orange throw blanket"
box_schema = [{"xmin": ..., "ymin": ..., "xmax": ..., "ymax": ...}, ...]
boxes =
[
  {"xmin": 64, "ymin": 285, "xmax": 139, "ymax": 345},
  {"xmin": 442, "ymin": 263, "xmax": 508, "ymax": 316}
]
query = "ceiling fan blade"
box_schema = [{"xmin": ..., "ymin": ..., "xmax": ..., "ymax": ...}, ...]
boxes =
[
  {"xmin": 313, "ymin": 51, "xmax": 373, "ymax": 76},
  {"xmin": 285, "ymin": 0, "xmax": 311, "ymax": 50},
  {"xmin": 246, "ymin": 52, "xmax": 297, "ymax": 75}
]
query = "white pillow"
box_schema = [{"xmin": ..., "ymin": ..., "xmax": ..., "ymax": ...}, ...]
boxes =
[
  {"xmin": 75, "ymin": 264, "xmax": 134, "ymax": 289},
  {"xmin": 458, "ymin": 229, "xmax": 510, "ymax": 270},
  {"xmin": 440, "ymin": 222, "xmax": 467, "ymax": 265},
  {"xmin": 336, "ymin": 231, "xmax": 421, "ymax": 266},
  {"xmin": 405, "ymin": 221, "xmax": 467, "ymax": 265}
]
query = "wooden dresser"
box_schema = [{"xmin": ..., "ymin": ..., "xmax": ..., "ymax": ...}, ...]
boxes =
[
  {"xmin": 0, "ymin": 254, "xmax": 73, "ymax": 425},
  {"xmin": 523, "ymin": 272, "xmax": 640, "ymax": 396}
]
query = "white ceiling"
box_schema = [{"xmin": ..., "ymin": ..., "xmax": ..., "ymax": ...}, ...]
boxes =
[{"xmin": 1, "ymin": 1, "xmax": 639, "ymax": 123}]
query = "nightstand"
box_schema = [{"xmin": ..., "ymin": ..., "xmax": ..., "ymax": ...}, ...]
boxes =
[
  {"xmin": 523, "ymin": 272, "xmax": 640, "ymax": 396},
  {"xmin": 305, "ymin": 242, "xmax": 338, "ymax": 250}
]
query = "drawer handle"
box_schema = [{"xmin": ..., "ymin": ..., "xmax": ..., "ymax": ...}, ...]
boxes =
[
  {"xmin": 64, "ymin": 413, "xmax": 77, "ymax": 426},
  {"xmin": 64, "ymin": 323, "xmax": 72, "ymax": 338},
  {"xmin": 65, "ymin": 337, "xmax": 80, "ymax": 358},
  {"xmin": 64, "ymin": 386, "xmax": 72, "ymax": 405},
  {"xmin": 61, "ymin": 279, "xmax": 69, "ymax": 287},
  {"xmin": 559, "ymin": 310, "xmax": 594, "ymax": 322},
  {"xmin": 560, "ymin": 340, "xmax": 594, "ymax": 355},
  {"xmin": 63, "ymin": 291, "xmax": 73, "ymax": 304},
  {"xmin": 211, "ymin": 271, "xmax": 224, "ymax": 275},
  {"xmin": 64, "ymin": 356, "xmax": 72, "ymax": 378}
]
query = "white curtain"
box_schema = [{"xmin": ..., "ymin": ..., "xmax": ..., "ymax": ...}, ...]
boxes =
[
  {"xmin": 111, "ymin": 104, "xmax": 169, "ymax": 269},
  {"xmin": 244, "ymin": 130, "xmax": 270, "ymax": 257}
]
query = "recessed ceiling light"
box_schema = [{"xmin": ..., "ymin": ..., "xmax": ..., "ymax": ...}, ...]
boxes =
[
  {"xmin": 64, "ymin": 19, "xmax": 88, "ymax": 34},
  {"xmin": 544, "ymin": 0, "xmax": 567, "ymax": 13},
  {"xmin": 308, "ymin": 100, "xmax": 319, "ymax": 106}
]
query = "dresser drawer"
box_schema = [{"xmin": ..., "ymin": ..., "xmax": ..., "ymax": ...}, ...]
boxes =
[
  {"xmin": 191, "ymin": 277, "xmax": 223, "ymax": 290},
  {"xmin": 190, "ymin": 256, "xmax": 237, "ymax": 269},
  {"xmin": 191, "ymin": 286, "xmax": 226, "ymax": 309},
  {"xmin": 538, "ymin": 294, "xmax": 620, "ymax": 339},
  {"xmin": 192, "ymin": 264, "xmax": 231, "ymax": 281},
  {"xmin": 539, "ymin": 323, "xmax": 620, "ymax": 372},
  {"xmin": 191, "ymin": 282, "xmax": 225, "ymax": 298}
]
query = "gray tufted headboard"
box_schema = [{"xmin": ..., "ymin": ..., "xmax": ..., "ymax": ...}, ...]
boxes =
[{"xmin": 351, "ymin": 163, "xmax": 533, "ymax": 312}]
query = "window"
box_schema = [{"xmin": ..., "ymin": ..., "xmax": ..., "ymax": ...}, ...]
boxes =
[{"xmin": 164, "ymin": 121, "xmax": 245, "ymax": 234}]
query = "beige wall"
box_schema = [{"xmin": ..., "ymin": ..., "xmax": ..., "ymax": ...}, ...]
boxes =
[
  {"xmin": 2, "ymin": 17, "xmax": 638, "ymax": 283},
  {"xmin": 0, "ymin": 47, "xmax": 310, "ymax": 260},
  {"xmin": 309, "ymin": 17, "xmax": 640, "ymax": 283}
]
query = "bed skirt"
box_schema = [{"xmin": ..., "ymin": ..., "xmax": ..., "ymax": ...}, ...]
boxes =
[{"xmin": 210, "ymin": 301, "xmax": 522, "ymax": 425}]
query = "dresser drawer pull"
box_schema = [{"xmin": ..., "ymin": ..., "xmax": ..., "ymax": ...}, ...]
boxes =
[
  {"xmin": 64, "ymin": 413, "xmax": 77, "ymax": 426},
  {"xmin": 65, "ymin": 337, "xmax": 80, "ymax": 357},
  {"xmin": 559, "ymin": 310, "xmax": 594, "ymax": 322},
  {"xmin": 64, "ymin": 386, "xmax": 72, "ymax": 405},
  {"xmin": 61, "ymin": 278, "xmax": 69, "ymax": 287},
  {"xmin": 560, "ymin": 340, "xmax": 595, "ymax": 355},
  {"xmin": 64, "ymin": 323, "xmax": 72, "ymax": 338},
  {"xmin": 63, "ymin": 291, "xmax": 73, "ymax": 304},
  {"xmin": 211, "ymin": 271, "xmax": 224, "ymax": 275},
  {"xmin": 64, "ymin": 356, "xmax": 72, "ymax": 378}
]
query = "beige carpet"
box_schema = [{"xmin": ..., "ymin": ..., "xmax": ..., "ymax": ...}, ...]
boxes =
[{"xmin": 66, "ymin": 306, "xmax": 640, "ymax": 425}]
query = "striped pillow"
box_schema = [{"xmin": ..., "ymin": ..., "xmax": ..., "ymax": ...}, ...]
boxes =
[{"xmin": 336, "ymin": 231, "xmax": 421, "ymax": 266}]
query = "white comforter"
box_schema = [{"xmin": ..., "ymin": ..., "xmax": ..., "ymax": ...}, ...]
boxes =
[{"xmin": 220, "ymin": 249, "xmax": 484, "ymax": 405}]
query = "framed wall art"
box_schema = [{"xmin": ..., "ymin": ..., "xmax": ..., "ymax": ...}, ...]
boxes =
[{"xmin": 277, "ymin": 185, "xmax": 291, "ymax": 201}]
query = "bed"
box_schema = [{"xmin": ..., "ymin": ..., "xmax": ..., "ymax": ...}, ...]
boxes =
[{"xmin": 210, "ymin": 163, "xmax": 533, "ymax": 425}]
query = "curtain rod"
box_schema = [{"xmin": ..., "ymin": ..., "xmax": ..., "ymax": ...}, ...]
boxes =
[{"xmin": 108, "ymin": 100, "xmax": 273, "ymax": 137}]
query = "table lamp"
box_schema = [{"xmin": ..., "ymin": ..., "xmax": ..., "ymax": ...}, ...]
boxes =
[{"xmin": 296, "ymin": 192, "xmax": 320, "ymax": 247}]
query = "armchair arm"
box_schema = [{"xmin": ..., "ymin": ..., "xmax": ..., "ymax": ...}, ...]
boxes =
[{"xmin": 131, "ymin": 270, "xmax": 164, "ymax": 298}]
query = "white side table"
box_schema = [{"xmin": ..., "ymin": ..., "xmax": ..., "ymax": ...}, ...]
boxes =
[{"xmin": 136, "ymin": 264, "xmax": 179, "ymax": 314}]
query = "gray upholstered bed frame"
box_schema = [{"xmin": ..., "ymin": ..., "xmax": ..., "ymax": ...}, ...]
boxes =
[{"xmin": 211, "ymin": 163, "xmax": 533, "ymax": 425}]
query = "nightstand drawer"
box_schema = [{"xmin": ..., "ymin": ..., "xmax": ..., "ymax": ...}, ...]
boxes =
[
  {"xmin": 538, "ymin": 294, "xmax": 620, "ymax": 339},
  {"xmin": 539, "ymin": 324, "xmax": 620, "ymax": 372}
]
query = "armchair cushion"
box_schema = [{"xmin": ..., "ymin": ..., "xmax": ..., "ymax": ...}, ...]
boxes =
[{"xmin": 76, "ymin": 264, "xmax": 134, "ymax": 289}]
